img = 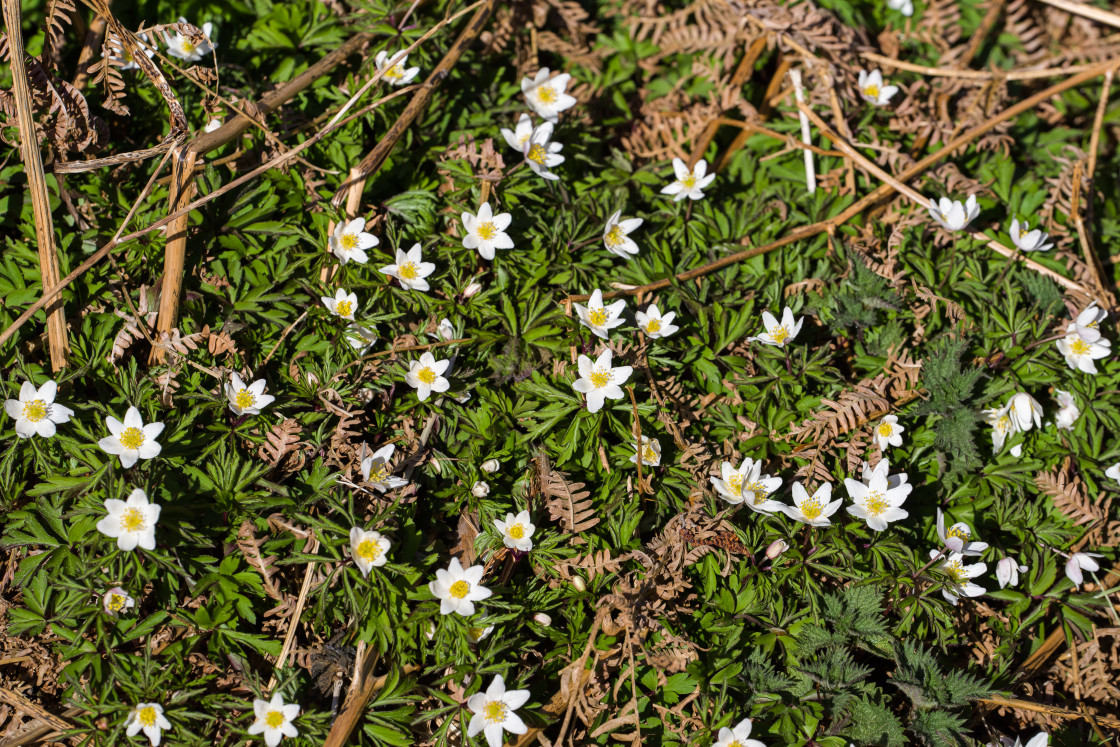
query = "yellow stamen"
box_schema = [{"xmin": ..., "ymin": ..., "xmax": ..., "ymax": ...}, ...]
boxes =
[
  {"xmin": 107, "ymin": 594, "xmax": 127, "ymax": 612},
  {"xmin": 335, "ymin": 300, "xmax": 353, "ymax": 317},
  {"xmin": 121, "ymin": 508, "xmax": 145, "ymax": 533},
  {"xmin": 1071, "ymin": 338, "xmax": 1091, "ymax": 355},
  {"xmin": 645, "ymin": 319, "xmax": 661, "ymax": 334},
  {"xmin": 746, "ymin": 481, "xmax": 768, "ymax": 504},
  {"xmin": 449, "ymin": 579, "xmax": 471, "ymax": 599},
  {"xmin": 725, "ymin": 475, "xmax": 743, "ymax": 495},
  {"xmin": 642, "ymin": 445, "xmax": 658, "ymax": 463},
  {"xmin": 527, "ymin": 144, "xmax": 547, "ymax": 164},
  {"xmin": 356, "ymin": 538, "xmax": 382, "ymax": 563},
  {"xmin": 800, "ymin": 499, "xmax": 822, "ymax": 520},
  {"xmin": 386, "ymin": 64, "xmax": 404, "ymax": 79},
  {"xmin": 877, "ymin": 422, "xmax": 893, "ymax": 437},
  {"xmin": 368, "ymin": 463, "xmax": 390, "ymax": 483},
  {"xmin": 398, "ymin": 261, "xmax": 419, "ymax": 280},
  {"xmin": 235, "ymin": 390, "xmax": 255, "ymax": 409},
  {"xmin": 265, "ymin": 711, "xmax": 285, "ymax": 728},
  {"xmin": 137, "ymin": 706, "xmax": 157, "ymax": 727},
  {"xmin": 604, "ymin": 225, "xmax": 624, "ymax": 248},
  {"xmin": 588, "ymin": 369, "xmax": 611, "ymax": 388},
  {"xmin": 476, "ymin": 221, "xmax": 497, "ymax": 241},
  {"xmin": 119, "ymin": 427, "xmax": 145, "ymax": 450},
  {"xmin": 536, "ymin": 85, "xmax": 557, "ymax": 104},
  {"xmin": 22, "ymin": 399, "xmax": 48, "ymax": 422},
  {"xmin": 864, "ymin": 84, "xmax": 879, "ymax": 98},
  {"xmin": 768, "ymin": 326, "xmax": 789, "ymax": 344},
  {"xmin": 864, "ymin": 491, "xmax": 888, "ymax": 516},
  {"xmin": 681, "ymin": 175, "xmax": 696, "ymax": 188},
  {"xmin": 588, "ymin": 307, "xmax": 609, "ymax": 326},
  {"xmin": 417, "ymin": 367, "xmax": 438, "ymax": 385},
  {"xmin": 946, "ymin": 559, "xmax": 966, "ymax": 583},
  {"xmin": 340, "ymin": 233, "xmax": 359, "ymax": 250},
  {"xmin": 946, "ymin": 525, "xmax": 970, "ymax": 542},
  {"xmin": 507, "ymin": 523, "xmax": 525, "ymax": 539},
  {"xmin": 483, "ymin": 700, "xmax": 508, "ymax": 723}
]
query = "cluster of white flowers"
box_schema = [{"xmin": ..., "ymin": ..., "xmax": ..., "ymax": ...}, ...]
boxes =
[{"xmin": 1055, "ymin": 301, "xmax": 1111, "ymax": 374}]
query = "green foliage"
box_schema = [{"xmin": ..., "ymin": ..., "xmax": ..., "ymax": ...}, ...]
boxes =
[{"xmin": 913, "ymin": 337, "xmax": 986, "ymax": 487}]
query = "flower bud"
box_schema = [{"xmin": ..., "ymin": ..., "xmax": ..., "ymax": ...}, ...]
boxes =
[
  {"xmin": 430, "ymin": 457, "xmax": 443, "ymax": 475},
  {"xmin": 995, "ymin": 557, "xmax": 1026, "ymax": 589},
  {"xmin": 463, "ymin": 281, "xmax": 483, "ymax": 298},
  {"xmin": 1008, "ymin": 391, "xmax": 1043, "ymax": 432},
  {"xmin": 437, "ymin": 318, "xmax": 454, "ymax": 341},
  {"xmin": 481, "ymin": 459, "xmax": 500, "ymax": 473},
  {"xmin": 765, "ymin": 539, "xmax": 789, "ymax": 560},
  {"xmin": 471, "ymin": 480, "xmax": 490, "ymax": 498},
  {"xmin": 571, "ymin": 575, "xmax": 586, "ymax": 592},
  {"xmin": 532, "ymin": 612, "xmax": 552, "ymax": 627}
]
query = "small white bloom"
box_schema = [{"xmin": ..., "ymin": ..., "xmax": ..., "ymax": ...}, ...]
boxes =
[
  {"xmin": 996, "ymin": 557, "xmax": 1027, "ymax": 589},
  {"xmin": 96, "ymin": 488, "xmax": 160, "ymax": 552},
  {"xmin": 500, "ymin": 113, "xmax": 535, "ymax": 154},
  {"xmin": 521, "ymin": 67, "xmax": 577, "ymax": 123},
  {"xmin": 125, "ymin": 702, "xmax": 172, "ymax": 747},
  {"xmin": 710, "ymin": 458, "xmax": 784, "ymax": 513},
  {"xmin": 462, "ymin": 202, "xmax": 513, "ymax": 260},
  {"xmin": 380, "ymin": 243, "xmax": 436, "ymax": 292},
  {"xmin": 713, "ymin": 716, "xmax": 767, "ymax": 747},
  {"xmin": 345, "ymin": 323, "xmax": 378, "ymax": 353},
  {"xmin": 360, "ymin": 443, "xmax": 408, "ymax": 493},
  {"xmin": 164, "ymin": 18, "xmax": 216, "ymax": 62},
  {"xmin": 480, "ymin": 459, "xmax": 501, "ymax": 472},
  {"xmin": 494, "ymin": 510, "xmax": 535, "ymax": 552},
  {"xmin": 103, "ymin": 33, "xmax": 155, "ymax": 71},
  {"xmin": 981, "ymin": 404, "xmax": 1017, "ymax": 451},
  {"xmin": 860, "ymin": 458, "xmax": 909, "ymax": 489},
  {"xmin": 532, "ymin": 612, "xmax": 552, "ymax": 626},
  {"xmin": 103, "ymin": 586, "xmax": 135, "ymax": 615},
  {"xmin": 1008, "ymin": 392, "xmax": 1043, "ymax": 431},
  {"xmin": 320, "ymin": 288, "xmax": 359, "ymax": 320},
  {"xmin": 405, "ymin": 351, "xmax": 451, "ymax": 401},
  {"xmin": 349, "ymin": 527, "xmax": 391, "ymax": 577},
  {"xmin": 936, "ymin": 509, "xmax": 988, "ymax": 555},
  {"xmin": 857, "ymin": 69, "xmax": 898, "ymax": 106},
  {"xmin": 1065, "ymin": 552, "xmax": 1103, "ymax": 589},
  {"xmin": 225, "ymin": 373, "xmax": 275, "ymax": 416},
  {"xmin": 1074, "ymin": 301, "xmax": 1108, "ymax": 342},
  {"xmin": 635, "ymin": 304, "xmax": 679, "ymax": 339},
  {"xmin": 430, "ymin": 557, "xmax": 492, "ymax": 616},
  {"xmin": 928, "ymin": 194, "xmax": 979, "ymax": 232},
  {"xmin": 602, "ymin": 210, "xmax": 643, "ymax": 259},
  {"xmin": 782, "ymin": 482, "xmax": 841, "ymax": 526},
  {"xmin": 1053, "ymin": 389, "xmax": 1080, "ymax": 430},
  {"xmin": 522, "ymin": 121, "xmax": 564, "ymax": 180},
  {"xmin": 660, "ymin": 157, "xmax": 715, "ymax": 202},
  {"xmin": 374, "ymin": 50, "xmax": 420, "ymax": 85},
  {"xmin": 467, "ymin": 675, "xmax": 531, "ymax": 747},
  {"xmin": 1106, "ymin": 462, "xmax": 1120, "ymax": 485},
  {"xmin": 748, "ymin": 307, "xmax": 803, "ymax": 347},
  {"xmin": 437, "ymin": 318, "xmax": 455, "ymax": 341},
  {"xmin": 887, "ymin": 0, "xmax": 914, "ymax": 15},
  {"xmin": 630, "ymin": 436, "xmax": 661, "ymax": 467},
  {"xmin": 329, "ymin": 218, "xmax": 377, "ymax": 265},
  {"xmin": 574, "ymin": 289, "xmax": 626, "ymax": 339},
  {"xmin": 203, "ymin": 117, "xmax": 222, "ymax": 133},
  {"xmin": 572, "ymin": 348, "xmax": 633, "ymax": 413},
  {"xmin": 934, "ymin": 549, "xmax": 987, "ymax": 605},
  {"xmin": 472, "ymin": 481, "xmax": 491, "ymax": 498},
  {"xmin": 873, "ymin": 414, "xmax": 904, "ymax": 450},
  {"xmin": 844, "ymin": 470, "xmax": 911, "ymax": 532},
  {"xmin": 1056, "ymin": 328, "xmax": 1111, "ymax": 374},
  {"xmin": 98, "ymin": 406, "xmax": 164, "ymax": 468},
  {"xmin": 467, "ymin": 624, "xmax": 494, "ymax": 643},
  {"xmin": 5, "ymin": 379, "xmax": 73, "ymax": 438},
  {"xmin": 1008, "ymin": 218, "xmax": 1053, "ymax": 252},
  {"xmin": 247, "ymin": 693, "xmax": 299, "ymax": 747}
]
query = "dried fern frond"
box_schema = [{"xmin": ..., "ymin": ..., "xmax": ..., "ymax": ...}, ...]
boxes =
[
  {"xmin": 237, "ymin": 521, "xmax": 284, "ymax": 600},
  {"xmin": 543, "ymin": 468, "xmax": 600, "ymax": 540}
]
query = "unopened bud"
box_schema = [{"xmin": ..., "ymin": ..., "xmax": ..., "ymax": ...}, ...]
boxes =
[
  {"xmin": 571, "ymin": 575, "xmax": 586, "ymax": 592},
  {"xmin": 765, "ymin": 539, "xmax": 789, "ymax": 560},
  {"xmin": 481, "ymin": 459, "xmax": 500, "ymax": 473},
  {"xmin": 463, "ymin": 281, "xmax": 483, "ymax": 298},
  {"xmin": 437, "ymin": 318, "xmax": 454, "ymax": 341},
  {"xmin": 532, "ymin": 613, "xmax": 552, "ymax": 627},
  {"xmin": 430, "ymin": 457, "xmax": 443, "ymax": 475},
  {"xmin": 471, "ymin": 480, "xmax": 490, "ymax": 498}
]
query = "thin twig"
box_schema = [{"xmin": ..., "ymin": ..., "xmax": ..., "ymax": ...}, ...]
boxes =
[
  {"xmin": 978, "ymin": 696, "xmax": 1120, "ymax": 729},
  {"xmin": 1035, "ymin": 0, "xmax": 1120, "ymax": 30},
  {"xmin": 859, "ymin": 52, "xmax": 1096, "ymax": 81}
]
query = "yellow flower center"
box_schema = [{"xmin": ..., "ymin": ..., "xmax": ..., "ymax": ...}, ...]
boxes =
[
  {"xmin": 746, "ymin": 481, "xmax": 768, "ymax": 503},
  {"xmin": 137, "ymin": 706, "xmax": 157, "ymax": 727},
  {"xmin": 604, "ymin": 225, "xmax": 624, "ymax": 247},
  {"xmin": 235, "ymin": 390, "xmax": 256, "ymax": 409},
  {"xmin": 587, "ymin": 368, "xmax": 611, "ymax": 388},
  {"xmin": 22, "ymin": 399, "xmax": 48, "ymax": 422},
  {"xmin": 1071, "ymin": 338, "xmax": 1091, "ymax": 355},
  {"xmin": 801, "ymin": 499, "xmax": 823, "ymax": 520},
  {"xmin": 536, "ymin": 85, "xmax": 557, "ymax": 104},
  {"xmin": 946, "ymin": 525, "xmax": 970, "ymax": 542},
  {"xmin": 864, "ymin": 490, "xmax": 888, "ymax": 516},
  {"xmin": 725, "ymin": 474, "xmax": 743, "ymax": 495},
  {"xmin": 386, "ymin": 63, "xmax": 404, "ymax": 80},
  {"xmin": 681, "ymin": 175, "xmax": 696, "ymax": 188},
  {"xmin": 265, "ymin": 710, "xmax": 285, "ymax": 729},
  {"xmin": 507, "ymin": 523, "xmax": 525, "ymax": 539},
  {"xmin": 107, "ymin": 593, "xmax": 127, "ymax": 612},
  {"xmin": 120, "ymin": 427, "xmax": 145, "ymax": 450},
  {"xmin": 729, "ymin": 741, "xmax": 746, "ymax": 747},
  {"xmin": 417, "ymin": 366, "xmax": 438, "ymax": 385},
  {"xmin": 476, "ymin": 221, "xmax": 498, "ymax": 241},
  {"xmin": 877, "ymin": 422, "xmax": 894, "ymax": 437},
  {"xmin": 449, "ymin": 579, "xmax": 471, "ymax": 599},
  {"xmin": 398, "ymin": 261, "xmax": 419, "ymax": 280},
  {"xmin": 356, "ymin": 538, "xmax": 382, "ymax": 562},
  {"xmin": 588, "ymin": 307, "xmax": 609, "ymax": 326},
  {"xmin": 527, "ymin": 144, "xmax": 547, "ymax": 164},
  {"xmin": 946, "ymin": 559, "xmax": 966, "ymax": 584},
  {"xmin": 483, "ymin": 700, "xmax": 508, "ymax": 723},
  {"xmin": 121, "ymin": 508, "xmax": 145, "ymax": 533},
  {"xmin": 645, "ymin": 319, "xmax": 661, "ymax": 334},
  {"xmin": 768, "ymin": 326, "xmax": 789, "ymax": 344},
  {"xmin": 335, "ymin": 300, "xmax": 353, "ymax": 317},
  {"xmin": 642, "ymin": 444, "xmax": 658, "ymax": 463},
  {"xmin": 469, "ymin": 626, "xmax": 487, "ymax": 640},
  {"xmin": 368, "ymin": 463, "xmax": 391, "ymax": 483},
  {"xmin": 181, "ymin": 40, "xmax": 196, "ymax": 53},
  {"xmin": 864, "ymin": 84, "xmax": 879, "ymax": 98},
  {"xmin": 122, "ymin": 49, "xmax": 134, "ymax": 63},
  {"xmin": 996, "ymin": 415, "xmax": 1011, "ymax": 433},
  {"xmin": 340, "ymin": 233, "xmax": 359, "ymax": 250}
]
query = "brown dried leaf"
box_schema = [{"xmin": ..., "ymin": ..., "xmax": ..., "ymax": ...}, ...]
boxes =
[
  {"xmin": 543, "ymin": 468, "xmax": 599, "ymax": 541},
  {"xmin": 236, "ymin": 521, "xmax": 283, "ymax": 600}
]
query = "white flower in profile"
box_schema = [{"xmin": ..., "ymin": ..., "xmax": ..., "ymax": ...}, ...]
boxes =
[
  {"xmin": 104, "ymin": 32, "xmax": 155, "ymax": 71},
  {"xmin": 1106, "ymin": 463, "xmax": 1120, "ymax": 485},
  {"xmin": 430, "ymin": 557, "xmax": 492, "ymax": 616},
  {"xmin": 857, "ymin": 69, "xmax": 898, "ymax": 106},
  {"xmin": 1053, "ymin": 389, "xmax": 1080, "ymax": 430},
  {"xmin": 660, "ymin": 157, "xmax": 715, "ymax": 202},
  {"xmin": 494, "ymin": 510, "xmax": 535, "ymax": 552},
  {"xmin": 329, "ymin": 218, "xmax": 377, "ymax": 265},
  {"xmin": 887, "ymin": 0, "xmax": 914, "ymax": 15},
  {"xmin": 500, "ymin": 113, "xmax": 534, "ymax": 154},
  {"xmin": 574, "ymin": 289, "xmax": 626, "ymax": 339},
  {"xmin": 602, "ymin": 210, "xmax": 643, "ymax": 259},
  {"xmin": 125, "ymin": 702, "xmax": 172, "ymax": 747},
  {"xmin": 1001, "ymin": 733, "xmax": 1049, "ymax": 747},
  {"xmin": 5, "ymin": 379, "xmax": 73, "ymax": 439},
  {"xmin": 572, "ymin": 349, "xmax": 632, "ymax": 413},
  {"xmin": 350, "ymin": 527, "xmax": 391, "ymax": 577},
  {"xmin": 1055, "ymin": 329, "xmax": 1110, "ymax": 374},
  {"xmin": 936, "ymin": 509, "xmax": 988, "ymax": 555},
  {"xmin": 928, "ymin": 194, "xmax": 979, "ymax": 232},
  {"xmin": 381, "ymin": 243, "xmax": 436, "ymax": 292},
  {"xmin": 467, "ymin": 674, "xmax": 531, "ymax": 747},
  {"xmin": 103, "ymin": 586, "xmax": 135, "ymax": 616},
  {"xmin": 405, "ymin": 352, "xmax": 451, "ymax": 401},
  {"xmin": 522, "ymin": 121, "xmax": 564, "ymax": 180},
  {"xmin": 712, "ymin": 716, "xmax": 767, "ymax": 747},
  {"xmin": 1008, "ymin": 392, "xmax": 1043, "ymax": 431},
  {"xmin": 1065, "ymin": 552, "xmax": 1103, "ymax": 589},
  {"xmin": 933, "ymin": 549, "xmax": 987, "ymax": 605},
  {"xmin": 1008, "ymin": 218, "xmax": 1053, "ymax": 252},
  {"xmin": 96, "ymin": 488, "xmax": 160, "ymax": 551},
  {"xmin": 981, "ymin": 404, "xmax": 1017, "ymax": 451},
  {"xmin": 521, "ymin": 67, "xmax": 577, "ymax": 123},
  {"xmin": 203, "ymin": 117, "xmax": 222, "ymax": 133},
  {"xmin": 472, "ymin": 481, "xmax": 490, "ymax": 498},
  {"xmin": 225, "ymin": 374, "xmax": 274, "ymax": 416},
  {"xmin": 248, "ymin": 693, "xmax": 299, "ymax": 747},
  {"xmin": 360, "ymin": 443, "xmax": 408, "ymax": 493},
  {"xmin": 99, "ymin": 406, "xmax": 164, "ymax": 468},
  {"xmin": 873, "ymin": 414, "xmax": 904, "ymax": 451},
  {"xmin": 165, "ymin": 17, "xmax": 216, "ymax": 62},
  {"xmin": 781, "ymin": 482, "xmax": 841, "ymax": 527},
  {"xmin": 321, "ymin": 288, "xmax": 359, "ymax": 321},
  {"xmin": 374, "ymin": 50, "xmax": 420, "ymax": 85},
  {"xmin": 462, "ymin": 202, "xmax": 513, "ymax": 260},
  {"xmin": 438, "ymin": 318, "xmax": 455, "ymax": 341},
  {"xmin": 996, "ymin": 557, "xmax": 1027, "ymax": 589},
  {"xmin": 635, "ymin": 305, "xmax": 678, "ymax": 339},
  {"xmin": 844, "ymin": 470, "xmax": 910, "ymax": 531},
  {"xmin": 345, "ymin": 323, "xmax": 378, "ymax": 353},
  {"xmin": 748, "ymin": 307, "xmax": 803, "ymax": 347},
  {"xmin": 630, "ymin": 435, "xmax": 661, "ymax": 467},
  {"xmin": 467, "ymin": 624, "xmax": 495, "ymax": 643},
  {"xmin": 710, "ymin": 458, "xmax": 783, "ymax": 514},
  {"xmin": 1073, "ymin": 301, "xmax": 1107, "ymax": 342}
]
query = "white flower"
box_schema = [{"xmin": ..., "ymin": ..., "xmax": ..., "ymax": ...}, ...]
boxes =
[
  {"xmin": 430, "ymin": 557, "xmax": 492, "ymax": 616},
  {"xmin": 350, "ymin": 527, "xmax": 391, "ymax": 577},
  {"xmin": 1106, "ymin": 462, "xmax": 1120, "ymax": 485},
  {"xmin": 860, "ymin": 458, "xmax": 909, "ymax": 490},
  {"xmin": 781, "ymin": 482, "xmax": 841, "ymax": 526},
  {"xmin": 710, "ymin": 458, "xmax": 784, "ymax": 513},
  {"xmin": 635, "ymin": 304, "xmax": 679, "ymax": 339},
  {"xmin": 523, "ymin": 121, "xmax": 564, "ymax": 180},
  {"xmin": 247, "ymin": 693, "xmax": 299, "ymax": 747},
  {"xmin": 713, "ymin": 716, "xmax": 767, "ymax": 747},
  {"xmin": 981, "ymin": 404, "xmax": 1016, "ymax": 451},
  {"xmin": 572, "ymin": 349, "xmax": 632, "ymax": 413},
  {"xmin": 602, "ymin": 210, "xmax": 643, "ymax": 259},
  {"xmin": 380, "ymin": 243, "xmax": 435, "ymax": 292},
  {"xmin": 1053, "ymin": 389, "xmax": 1080, "ymax": 430},
  {"xmin": 1008, "ymin": 218, "xmax": 1053, "ymax": 252},
  {"xmin": 165, "ymin": 18, "xmax": 216, "ymax": 62},
  {"xmin": 844, "ymin": 470, "xmax": 910, "ymax": 532},
  {"xmin": 345, "ymin": 323, "xmax": 378, "ymax": 353},
  {"xmin": 500, "ymin": 113, "xmax": 534, "ymax": 153},
  {"xmin": 748, "ymin": 307, "xmax": 803, "ymax": 347},
  {"xmin": 996, "ymin": 557, "xmax": 1027, "ymax": 589},
  {"xmin": 360, "ymin": 443, "xmax": 408, "ymax": 493},
  {"xmin": 887, "ymin": 0, "xmax": 914, "ymax": 15},
  {"xmin": 5, "ymin": 379, "xmax": 73, "ymax": 438},
  {"xmin": 98, "ymin": 406, "xmax": 164, "ymax": 468},
  {"xmin": 320, "ymin": 288, "xmax": 359, "ymax": 321},
  {"xmin": 660, "ymin": 157, "xmax": 715, "ymax": 202},
  {"xmin": 467, "ymin": 624, "xmax": 494, "ymax": 643},
  {"xmin": 1008, "ymin": 392, "xmax": 1043, "ymax": 431},
  {"xmin": 437, "ymin": 318, "xmax": 455, "ymax": 341},
  {"xmin": 521, "ymin": 67, "xmax": 577, "ymax": 123},
  {"xmin": 765, "ymin": 539, "xmax": 789, "ymax": 560},
  {"xmin": 935, "ymin": 509, "xmax": 988, "ymax": 555},
  {"xmin": 374, "ymin": 50, "xmax": 420, "ymax": 85},
  {"xmin": 462, "ymin": 202, "xmax": 513, "ymax": 260},
  {"xmin": 225, "ymin": 374, "xmax": 274, "ymax": 416},
  {"xmin": 494, "ymin": 510, "xmax": 535, "ymax": 552},
  {"xmin": 472, "ymin": 481, "xmax": 491, "ymax": 498},
  {"xmin": 104, "ymin": 33, "xmax": 155, "ymax": 71},
  {"xmin": 125, "ymin": 702, "xmax": 172, "ymax": 747},
  {"xmin": 532, "ymin": 612, "xmax": 552, "ymax": 626},
  {"xmin": 1065, "ymin": 552, "xmax": 1103, "ymax": 589},
  {"xmin": 463, "ymin": 281, "xmax": 483, "ymax": 298},
  {"xmin": 1074, "ymin": 301, "xmax": 1107, "ymax": 342},
  {"xmin": 96, "ymin": 488, "xmax": 160, "ymax": 551},
  {"xmin": 467, "ymin": 675, "xmax": 531, "ymax": 747},
  {"xmin": 481, "ymin": 459, "xmax": 501, "ymax": 472},
  {"xmin": 857, "ymin": 69, "xmax": 898, "ymax": 106},
  {"xmin": 574, "ymin": 289, "xmax": 626, "ymax": 339},
  {"xmin": 203, "ymin": 117, "xmax": 222, "ymax": 133},
  {"xmin": 329, "ymin": 218, "xmax": 377, "ymax": 265},
  {"xmin": 103, "ymin": 586, "xmax": 135, "ymax": 615},
  {"xmin": 933, "ymin": 549, "xmax": 987, "ymax": 605},
  {"xmin": 630, "ymin": 436, "xmax": 661, "ymax": 467},
  {"xmin": 405, "ymin": 352, "xmax": 451, "ymax": 401},
  {"xmin": 873, "ymin": 414, "xmax": 904, "ymax": 450},
  {"xmin": 1007, "ymin": 734, "xmax": 1050, "ymax": 747},
  {"xmin": 1055, "ymin": 329, "xmax": 1110, "ymax": 374},
  {"xmin": 928, "ymin": 194, "xmax": 979, "ymax": 232}
]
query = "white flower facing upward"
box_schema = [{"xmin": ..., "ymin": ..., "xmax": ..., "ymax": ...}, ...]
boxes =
[
  {"xmin": 248, "ymin": 693, "xmax": 299, "ymax": 747},
  {"xmin": 749, "ymin": 307, "xmax": 804, "ymax": 347},
  {"xmin": 928, "ymin": 194, "xmax": 979, "ymax": 232},
  {"xmin": 405, "ymin": 352, "xmax": 451, "ymax": 401},
  {"xmin": 712, "ymin": 717, "xmax": 767, "ymax": 747},
  {"xmin": 1008, "ymin": 218, "xmax": 1053, "ymax": 252},
  {"xmin": 630, "ymin": 436, "xmax": 661, "ymax": 467},
  {"xmin": 844, "ymin": 470, "xmax": 911, "ymax": 532},
  {"xmin": 494, "ymin": 510, "xmax": 535, "ymax": 552},
  {"xmin": 857, "ymin": 69, "xmax": 899, "ymax": 106},
  {"xmin": 381, "ymin": 243, "xmax": 436, "ymax": 292},
  {"xmin": 933, "ymin": 550, "xmax": 987, "ymax": 605},
  {"xmin": 602, "ymin": 210, "xmax": 643, "ymax": 259},
  {"xmin": 467, "ymin": 675, "xmax": 531, "ymax": 747},
  {"xmin": 1053, "ymin": 389, "xmax": 1080, "ymax": 430},
  {"xmin": 635, "ymin": 304, "xmax": 679, "ymax": 339},
  {"xmin": 1073, "ymin": 301, "xmax": 1107, "ymax": 342},
  {"xmin": 375, "ymin": 50, "xmax": 420, "ymax": 85},
  {"xmin": 981, "ymin": 404, "xmax": 1016, "ymax": 452},
  {"xmin": 96, "ymin": 489, "xmax": 160, "ymax": 552},
  {"xmin": 710, "ymin": 458, "xmax": 784, "ymax": 514},
  {"xmin": 574, "ymin": 289, "xmax": 626, "ymax": 339},
  {"xmin": 572, "ymin": 349, "xmax": 632, "ymax": 413},
  {"xmin": 1008, "ymin": 392, "xmax": 1043, "ymax": 431},
  {"xmin": 5, "ymin": 379, "xmax": 73, "ymax": 438},
  {"xmin": 462, "ymin": 202, "xmax": 513, "ymax": 260},
  {"xmin": 936, "ymin": 509, "xmax": 989, "ymax": 555},
  {"xmin": 165, "ymin": 18, "xmax": 216, "ymax": 62},
  {"xmin": 996, "ymin": 557, "xmax": 1027, "ymax": 589},
  {"xmin": 360, "ymin": 443, "xmax": 408, "ymax": 493},
  {"xmin": 345, "ymin": 323, "xmax": 378, "ymax": 353},
  {"xmin": 1056, "ymin": 327, "xmax": 1111, "ymax": 374},
  {"xmin": 329, "ymin": 218, "xmax": 378, "ymax": 265},
  {"xmin": 103, "ymin": 586, "xmax": 135, "ymax": 615},
  {"xmin": 350, "ymin": 527, "xmax": 391, "ymax": 577},
  {"xmin": 1106, "ymin": 463, "xmax": 1120, "ymax": 485},
  {"xmin": 225, "ymin": 374, "xmax": 275, "ymax": 416},
  {"xmin": 873, "ymin": 414, "xmax": 904, "ymax": 451},
  {"xmin": 99, "ymin": 406, "xmax": 164, "ymax": 468},
  {"xmin": 782, "ymin": 482, "xmax": 841, "ymax": 527},
  {"xmin": 522, "ymin": 121, "xmax": 565, "ymax": 180},
  {"xmin": 430, "ymin": 557, "xmax": 492, "ymax": 616},
  {"xmin": 500, "ymin": 113, "xmax": 534, "ymax": 154},
  {"xmin": 887, "ymin": 0, "xmax": 914, "ymax": 16},
  {"xmin": 1065, "ymin": 552, "xmax": 1103, "ymax": 589},
  {"xmin": 521, "ymin": 67, "xmax": 577, "ymax": 122},
  {"xmin": 660, "ymin": 158, "xmax": 715, "ymax": 201},
  {"xmin": 126, "ymin": 702, "xmax": 172, "ymax": 747},
  {"xmin": 321, "ymin": 288, "xmax": 359, "ymax": 321}
]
